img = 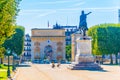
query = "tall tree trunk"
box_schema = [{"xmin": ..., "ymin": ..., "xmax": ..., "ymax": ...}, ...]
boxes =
[
  {"xmin": 101, "ymin": 55, "xmax": 105, "ymax": 64},
  {"xmin": 0, "ymin": 58, "xmax": 3, "ymax": 64},
  {"xmin": 115, "ymin": 53, "xmax": 118, "ymax": 64},
  {"xmin": 110, "ymin": 54, "xmax": 113, "ymax": 64},
  {"xmin": 0, "ymin": 58, "xmax": 1, "ymax": 64},
  {"xmin": 1, "ymin": 58, "xmax": 3, "ymax": 64},
  {"xmin": 101, "ymin": 57, "xmax": 103, "ymax": 64}
]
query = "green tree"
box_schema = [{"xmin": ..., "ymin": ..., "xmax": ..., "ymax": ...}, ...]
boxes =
[
  {"xmin": 66, "ymin": 45, "xmax": 71, "ymax": 61},
  {"xmin": 87, "ymin": 23, "xmax": 120, "ymax": 64},
  {"xmin": 0, "ymin": 0, "xmax": 21, "ymax": 57},
  {"xmin": 0, "ymin": 46, "xmax": 5, "ymax": 64},
  {"xmin": 3, "ymin": 25, "xmax": 25, "ymax": 56}
]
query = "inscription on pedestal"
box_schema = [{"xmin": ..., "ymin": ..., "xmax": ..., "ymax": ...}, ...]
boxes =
[{"xmin": 77, "ymin": 40, "xmax": 91, "ymax": 54}]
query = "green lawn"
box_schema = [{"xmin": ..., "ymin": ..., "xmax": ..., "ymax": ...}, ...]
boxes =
[
  {"xmin": 0, "ymin": 64, "xmax": 12, "ymax": 80},
  {"xmin": 0, "ymin": 71, "xmax": 7, "ymax": 80}
]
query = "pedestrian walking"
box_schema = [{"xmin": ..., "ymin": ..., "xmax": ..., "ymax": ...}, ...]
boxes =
[
  {"xmin": 51, "ymin": 62, "xmax": 55, "ymax": 68},
  {"xmin": 57, "ymin": 62, "xmax": 61, "ymax": 68}
]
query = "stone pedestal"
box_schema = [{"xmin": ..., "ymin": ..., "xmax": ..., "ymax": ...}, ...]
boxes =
[{"xmin": 68, "ymin": 36, "xmax": 102, "ymax": 70}]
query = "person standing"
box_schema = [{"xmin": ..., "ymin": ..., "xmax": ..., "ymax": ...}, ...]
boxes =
[
  {"xmin": 51, "ymin": 62, "xmax": 55, "ymax": 68},
  {"xmin": 57, "ymin": 62, "xmax": 61, "ymax": 68}
]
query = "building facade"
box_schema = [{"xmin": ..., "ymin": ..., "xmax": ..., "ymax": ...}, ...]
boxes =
[
  {"xmin": 53, "ymin": 23, "xmax": 79, "ymax": 45},
  {"xmin": 22, "ymin": 34, "xmax": 31, "ymax": 61},
  {"xmin": 31, "ymin": 29, "xmax": 66, "ymax": 62}
]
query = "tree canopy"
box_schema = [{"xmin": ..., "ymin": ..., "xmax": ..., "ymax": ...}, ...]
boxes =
[
  {"xmin": 87, "ymin": 23, "xmax": 120, "ymax": 56},
  {"xmin": 0, "ymin": 0, "xmax": 21, "ymax": 57},
  {"xmin": 3, "ymin": 25, "xmax": 25, "ymax": 56}
]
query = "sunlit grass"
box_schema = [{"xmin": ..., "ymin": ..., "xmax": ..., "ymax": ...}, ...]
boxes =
[
  {"xmin": 0, "ymin": 71, "xmax": 7, "ymax": 80},
  {"xmin": 0, "ymin": 64, "xmax": 12, "ymax": 80}
]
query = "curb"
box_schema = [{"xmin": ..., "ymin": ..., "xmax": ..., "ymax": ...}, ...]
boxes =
[
  {"xmin": 8, "ymin": 69, "xmax": 19, "ymax": 80},
  {"xmin": 12, "ymin": 69, "xmax": 19, "ymax": 80}
]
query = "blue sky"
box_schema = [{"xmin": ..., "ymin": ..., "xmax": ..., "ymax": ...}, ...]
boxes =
[{"xmin": 16, "ymin": 0, "xmax": 120, "ymax": 35}]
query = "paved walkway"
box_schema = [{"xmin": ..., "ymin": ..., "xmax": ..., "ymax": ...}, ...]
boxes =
[{"xmin": 15, "ymin": 63, "xmax": 120, "ymax": 80}]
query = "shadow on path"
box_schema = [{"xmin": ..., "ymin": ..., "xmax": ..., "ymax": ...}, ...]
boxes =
[
  {"xmin": 71, "ymin": 69, "xmax": 108, "ymax": 72},
  {"xmin": 87, "ymin": 69, "xmax": 108, "ymax": 72},
  {"xmin": 17, "ymin": 64, "xmax": 31, "ymax": 67},
  {"xmin": 102, "ymin": 64, "xmax": 119, "ymax": 66}
]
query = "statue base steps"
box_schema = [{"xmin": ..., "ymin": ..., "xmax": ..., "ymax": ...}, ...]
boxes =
[
  {"xmin": 69, "ymin": 36, "xmax": 103, "ymax": 70},
  {"xmin": 68, "ymin": 62, "xmax": 102, "ymax": 70}
]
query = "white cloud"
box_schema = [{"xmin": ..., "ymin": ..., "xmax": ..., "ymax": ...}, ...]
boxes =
[
  {"xmin": 19, "ymin": 9, "xmax": 57, "ymax": 17},
  {"xmin": 37, "ymin": 10, "xmax": 56, "ymax": 17},
  {"xmin": 72, "ymin": 1, "xmax": 85, "ymax": 7},
  {"xmin": 59, "ymin": 7, "xmax": 119, "ymax": 11},
  {"xmin": 28, "ymin": 0, "xmax": 83, "ymax": 5},
  {"xmin": 31, "ymin": 0, "xmax": 74, "ymax": 5},
  {"xmin": 18, "ymin": 6, "xmax": 119, "ymax": 17},
  {"xmin": 39, "ymin": 1, "xmax": 70, "ymax": 4}
]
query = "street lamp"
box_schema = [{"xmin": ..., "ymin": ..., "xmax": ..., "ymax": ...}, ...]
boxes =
[
  {"xmin": 12, "ymin": 51, "xmax": 17, "ymax": 71},
  {"xmin": 6, "ymin": 48, "xmax": 11, "ymax": 77}
]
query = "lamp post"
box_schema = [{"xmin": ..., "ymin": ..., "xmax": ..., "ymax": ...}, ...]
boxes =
[
  {"xmin": 7, "ymin": 48, "xmax": 11, "ymax": 77},
  {"xmin": 12, "ymin": 51, "xmax": 17, "ymax": 71}
]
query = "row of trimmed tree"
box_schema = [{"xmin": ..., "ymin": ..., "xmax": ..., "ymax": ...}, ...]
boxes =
[{"xmin": 87, "ymin": 23, "xmax": 120, "ymax": 64}]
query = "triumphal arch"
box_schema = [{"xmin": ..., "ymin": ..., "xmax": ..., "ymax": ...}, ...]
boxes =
[{"xmin": 31, "ymin": 28, "xmax": 66, "ymax": 62}]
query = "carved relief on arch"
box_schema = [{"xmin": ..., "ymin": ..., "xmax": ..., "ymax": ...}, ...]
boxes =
[
  {"xmin": 57, "ymin": 42, "xmax": 63, "ymax": 52},
  {"xmin": 34, "ymin": 42, "xmax": 40, "ymax": 47},
  {"xmin": 34, "ymin": 42, "xmax": 40, "ymax": 52},
  {"xmin": 34, "ymin": 42, "xmax": 40, "ymax": 59},
  {"xmin": 34, "ymin": 46, "xmax": 40, "ymax": 53},
  {"xmin": 57, "ymin": 42, "xmax": 63, "ymax": 46},
  {"xmin": 56, "ymin": 42, "xmax": 64, "ymax": 60}
]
